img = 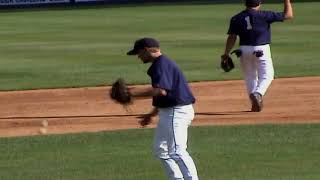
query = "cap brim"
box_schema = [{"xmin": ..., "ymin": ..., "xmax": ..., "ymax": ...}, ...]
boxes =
[{"xmin": 126, "ymin": 49, "xmax": 138, "ymax": 55}]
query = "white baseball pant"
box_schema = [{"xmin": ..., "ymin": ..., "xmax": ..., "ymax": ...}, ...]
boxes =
[
  {"xmin": 154, "ymin": 104, "xmax": 199, "ymax": 180},
  {"xmin": 239, "ymin": 44, "xmax": 274, "ymax": 96}
]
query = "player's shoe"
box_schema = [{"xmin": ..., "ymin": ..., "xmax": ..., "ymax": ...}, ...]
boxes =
[{"xmin": 250, "ymin": 92, "xmax": 263, "ymax": 112}]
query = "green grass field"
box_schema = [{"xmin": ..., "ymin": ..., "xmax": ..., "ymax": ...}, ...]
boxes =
[
  {"xmin": 0, "ymin": 2, "xmax": 319, "ymax": 90},
  {"xmin": 1, "ymin": 124, "xmax": 320, "ymax": 180}
]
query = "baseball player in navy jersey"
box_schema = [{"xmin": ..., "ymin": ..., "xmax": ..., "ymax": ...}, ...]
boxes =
[
  {"xmin": 222, "ymin": 0, "xmax": 293, "ymax": 112},
  {"xmin": 127, "ymin": 37, "xmax": 199, "ymax": 180}
]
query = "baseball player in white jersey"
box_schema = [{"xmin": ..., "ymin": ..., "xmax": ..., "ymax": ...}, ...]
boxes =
[
  {"xmin": 222, "ymin": 0, "xmax": 293, "ymax": 112},
  {"xmin": 128, "ymin": 37, "xmax": 199, "ymax": 180}
]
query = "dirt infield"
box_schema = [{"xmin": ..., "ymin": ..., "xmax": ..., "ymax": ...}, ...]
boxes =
[{"xmin": 1, "ymin": 77, "xmax": 320, "ymax": 137}]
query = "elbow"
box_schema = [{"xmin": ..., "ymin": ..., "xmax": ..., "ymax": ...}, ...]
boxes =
[
  {"xmin": 290, "ymin": 13, "xmax": 294, "ymax": 19},
  {"xmin": 285, "ymin": 14, "xmax": 294, "ymax": 20},
  {"xmin": 284, "ymin": 10, "xmax": 294, "ymax": 20},
  {"xmin": 228, "ymin": 34, "xmax": 237, "ymax": 41},
  {"xmin": 153, "ymin": 88, "xmax": 167, "ymax": 96},
  {"xmin": 159, "ymin": 89, "xmax": 167, "ymax": 96}
]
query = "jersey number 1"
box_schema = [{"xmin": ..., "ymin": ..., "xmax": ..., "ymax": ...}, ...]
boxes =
[{"xmin": 245, "ymin": 16, "xmax": 252, "ymax": 30}]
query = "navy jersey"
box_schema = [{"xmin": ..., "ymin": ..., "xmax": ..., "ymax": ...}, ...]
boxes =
[
  {"xmin": 147, "ymin": 55, "xmax": 195, "ymax": 108},
  {"xmin": 228, "ymin": 9, "xmax": 285, "ymax": 46}
]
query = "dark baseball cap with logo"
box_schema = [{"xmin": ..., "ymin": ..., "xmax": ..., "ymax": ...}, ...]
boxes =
[
  {"xmin": 127, "ymin": 37, "xmax": 160, "ymax": 55},
  {"xmin": 246, "ymin": 0, "xmax": 262, "ymax": 7}
]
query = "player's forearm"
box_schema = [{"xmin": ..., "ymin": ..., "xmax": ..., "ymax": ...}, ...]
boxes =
[
  {"xmin": 224, "ymin": 34, "xmax": 237, "ymax": 55},
  {"xmin": 131, "ymin": 87, "xmax": 166, "ymax": 98},
  {"xmin": 284, "ymin": 0, "xmax": 293, "ymax": 20}
]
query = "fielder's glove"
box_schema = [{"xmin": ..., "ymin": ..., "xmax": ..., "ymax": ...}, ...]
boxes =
[
  {"xmin": 110, "ymin": 78, "xmax": 132, "ymax": 105},
  {"xmin": 220, "ymin": 54, "xmax": 234, "ymax": 72}
]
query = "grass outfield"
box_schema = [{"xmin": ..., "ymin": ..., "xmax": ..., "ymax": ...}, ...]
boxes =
[
  {"xmin": 0, "ymin": 124, "xmax": 319, "ymax": 180},
  {"xmin": 0, "ymin": 2, "xmax": 319, "ymax": 90}
]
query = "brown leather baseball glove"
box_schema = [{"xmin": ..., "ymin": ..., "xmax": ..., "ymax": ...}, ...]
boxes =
[{"xmin": 110, "ymin": 78, "xmax": 132, "ymax": 105}]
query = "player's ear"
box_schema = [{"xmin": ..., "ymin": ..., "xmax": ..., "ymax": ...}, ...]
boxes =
[{"xmin": 146, "ymin": 47, "xmax": 160, "ymax": 53}]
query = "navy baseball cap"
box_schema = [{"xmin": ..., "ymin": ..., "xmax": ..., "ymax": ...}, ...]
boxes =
[
  {"xmin": 127, "ymin": 37, "xmax": 160, "ymax": 55},
  {"xmin": 246, "ymin": 0, "xmax": 262, "ymax": 7}
]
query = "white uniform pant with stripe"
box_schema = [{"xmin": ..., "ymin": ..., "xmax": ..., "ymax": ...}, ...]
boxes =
[
  {"xmin": 239, "ymin": 44, "xmax": 274, "ymax": 96},
  {"xmin": 154, "ymin": 104, "xmax": 199, "ymax": 180}
]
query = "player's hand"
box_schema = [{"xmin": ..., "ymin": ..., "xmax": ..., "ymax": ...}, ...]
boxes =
[{"xmin": 137, "ymin": 114, "xmax": 153, "ymax": 127}]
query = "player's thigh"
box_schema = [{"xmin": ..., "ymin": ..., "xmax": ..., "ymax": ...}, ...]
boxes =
[
  {"xmin": 168, "ymin": 105, "xmax": 194, "ymax": 152},
  {"xmin": 153, "ymin": 108, "xmax": 173, "ymax": 155}
]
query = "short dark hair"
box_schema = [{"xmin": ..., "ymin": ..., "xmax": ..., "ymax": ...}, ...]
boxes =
[{"xmin": 245, "ymin": 0, "xmax": 262, "ymax": 7}]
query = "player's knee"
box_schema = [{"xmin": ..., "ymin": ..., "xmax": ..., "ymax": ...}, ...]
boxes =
[
  {"xmin": 264, "ymin": 74, "xmax": 274, "ymax": 83},
  {"xmin": 153, "ymin": 146, "xmax": 169, "ymax": 159},
  {"xmin": 154, "ymin": 152, "xmax": 168, "ymax": 159},
  {"xmin": 270, "ymin": 73, "xmax": 274, "ymax": 80},
  {"xmin": 270, "ymin": 76, "xmax": 274, "ymax": 82},
  {"xmin": 169, "ymin": 149, "xmax": 189, "ymax": 160}
]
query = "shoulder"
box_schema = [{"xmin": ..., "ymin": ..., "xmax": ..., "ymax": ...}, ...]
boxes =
[
  {"xmin": 230, "ymin": 10, "xmax": 246, "ymax": 23},
  {"xmin": 258, "ymin": 10, "xmax": 274, "ymax": 16},
  {"xmin": 258, "ymin": 10, "xmax": 285, "ymax": 21},
  {"xmin": 160, "ymin": 55, "xmax": 182, "ymax": 74},
  {"xmin": 231, "ymin": 12, "xmax": 242, "ymax": 21},
  {"xmin": 157, "ymin": 55, "xmax": 176, "ymax": 66},
  {"xmin": 233, "ymin": 10, "xmax": 248, "ymax": 18},
  {"xmin": 258, "ymin": 10, "xmax": 283, "ymax": 17},
  {"xmin": 150, "ymin": 55, "xmax": 174, "ymax": 71}
]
